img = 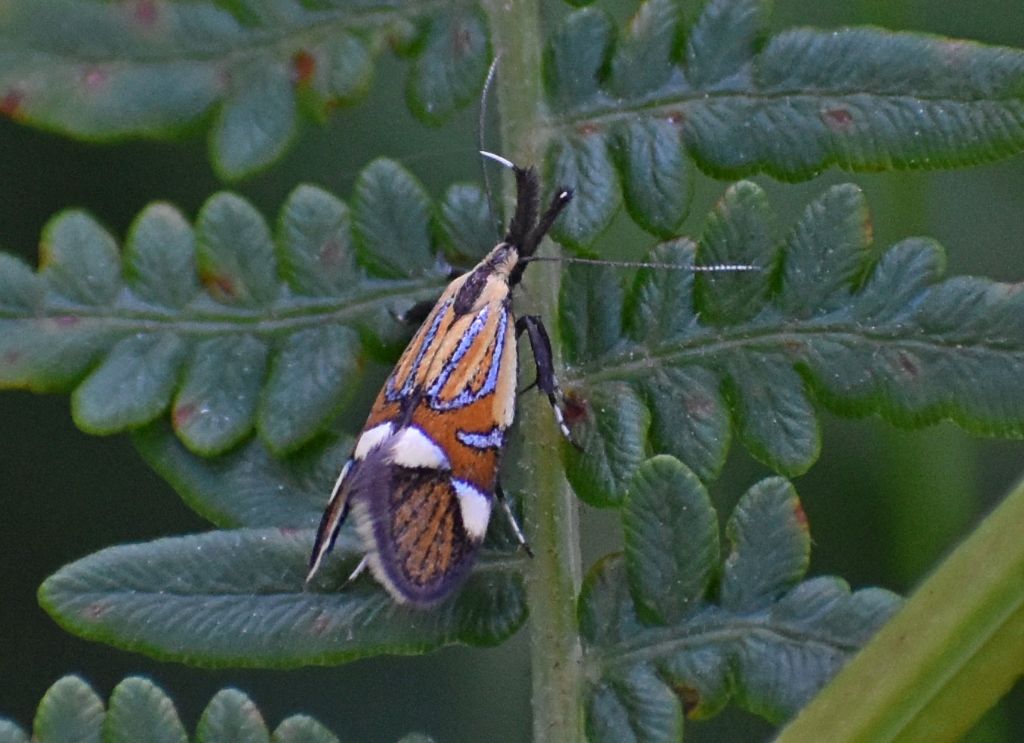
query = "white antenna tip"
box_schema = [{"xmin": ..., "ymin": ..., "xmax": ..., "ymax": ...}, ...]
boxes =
[{"xmin": 480, "ymin": 150, "xmax": 516, "ymax": 170}]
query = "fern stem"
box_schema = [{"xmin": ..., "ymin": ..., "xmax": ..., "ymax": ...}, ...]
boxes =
[{"xmin": 482, "ymin": 1, "xmax": 586, "ymax": 740}]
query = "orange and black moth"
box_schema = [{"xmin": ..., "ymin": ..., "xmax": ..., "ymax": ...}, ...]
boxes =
[{"xmin": 307, "ymin": 157, "xmax": 573, "ymax": 606}]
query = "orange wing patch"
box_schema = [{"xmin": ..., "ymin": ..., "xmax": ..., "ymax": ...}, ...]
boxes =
[{"xmin": 389, "ymin": 468, "xmax": 471, "ymax": 588}]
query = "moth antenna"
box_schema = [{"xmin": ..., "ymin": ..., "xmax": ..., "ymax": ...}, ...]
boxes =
[
  {"xmin": 521, "ymin": 255, "xmax": 760, "ymax": 272},
  {"xmin": 524, "ymin": 189, "xmax": 573, "ymax": 256},
  {"xmin": 480, "ymin": 149, "xmax": 516, "ymax": 170},
  {"xmin": 478, "ymin": 56, "xmax": 504, "ymax": 239},
  {"xmin": 481, "ymin": 152, "xmax": 540, "ymax": 249}
]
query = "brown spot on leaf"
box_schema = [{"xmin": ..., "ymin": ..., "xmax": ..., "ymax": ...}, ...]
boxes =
[
  {"xmin": 576, "ymin": 122, "xmax": 600, "ymax": 137},
  {"xmin": 897, "ymin": 351, "xmax": 920, "ymax": 379},
  {"xmin": 53, "ymin": 315, "xmax": 80, "ymax": 327},
  {"xmin": 822, "ymin": 107, "xmax": 854, "ymax": 132},
  {"xmin": 562, "ymin": 389, "xmax": 590, "ymax": 427},
  {"xmin": 134, "ymin": 0, "xmax": 159, "ymax": 25},
  {"xmin": 793, "ymin": 500, "xmax": 809, "ymax": 530},
  {"xmin": 318, "ymin": 238, "xmax": 344, "ymax": 268},
  {"xmin": 673, "ymin": 683, "xmax": 702, "ymax": 717},
  {"xmin": 942, "ymin": 40, "xmax": 968, "ymax": 66},
  {"xmin": 82, "ymin": 67, "xmax": 109, "ymax": 91},
  {"xmin": 201, "ymin": 272, "xmax": 238, "ymax": 300},
  {"xmin": 292, "ymin": 50, "xmax": 317, "ymax": 86},
  {"xmin": 0, "ymin": 89, "xmax": 24, "ymax": 119},
  {"xmin": 84, "ymin": 602, "xmax": 109, "ymax": 620},
  {"xmin": 172, "ymin": 402, "xmax": 196, "ymax": 430},
  {"xmin": 683, "ymin": 391, "xmax": 714, "ymax": 419},
  {"xmin": 783, "ymin": 339, "xmax": 806, "ymax": 355},
  {"xmin": 664, "ymin": 110, "xmax": 685, "ymax": 126},
  {"xmin": 451, "ymin": 22, "xmax": 473, "ymax": 57},
  {"xmin": 311, "ymin": 610, "xmax": 332, "ymax": 636}
]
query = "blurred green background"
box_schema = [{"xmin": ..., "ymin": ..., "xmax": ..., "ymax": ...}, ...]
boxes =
[{"xmin": 1, "ymin": 1, "xmax": 1023, "ymax": 740}]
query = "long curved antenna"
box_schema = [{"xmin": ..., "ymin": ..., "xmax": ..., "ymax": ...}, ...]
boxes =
[
  {"xmin": 478, "ymin": 55, "xmax": 504, "ymax": 239},
  {"xmin": 522, "ymin": 255, "xmax": 760, "ymax": 272}
]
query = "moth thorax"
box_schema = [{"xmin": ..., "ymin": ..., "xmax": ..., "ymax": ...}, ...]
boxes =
[{"xmin": 454, "ymin": 243, "xmax": 518, "ymax": 314}]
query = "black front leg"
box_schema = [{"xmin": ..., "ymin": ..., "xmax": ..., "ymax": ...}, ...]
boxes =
[{"xmin": 516, "ymin": 314, "xmax": 574, "ymax": 444}]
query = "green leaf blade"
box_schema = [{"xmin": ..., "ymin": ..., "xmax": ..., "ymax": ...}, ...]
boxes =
[
  {"xmin": 0, "ymin": 159, "xmax": 448, "ymax": 447},
  {"xmin": 564, "ymin": 381, "xmax": 649, "ymax": 507},
  {"xmin": 272, "ymin": 715, "xmax": 340, "ymax": 743},
  {"xmin": 0, "ymin": 254, "xmax": 43, "ymax": 311},
  {"xmin": 623, "ymin": 456, "xmax": 719, "ymax": 625},
  {"xmin": 197, "ymin": 689, "xmax": 270, "ymax": 743},
  {"xmin": 257, "ymin": 325, "xmax": 361, "ymax": 455},
  {"xmin": 212, "ymin": 61, "xmax": 296, "ymax": 180},
  {"xmin": 581, "ymin": 472, "xmax": 901, "ymax": 729},
  {"xmin": 546, "ymin": 132, "xmax": 621, "ymax": 248},
  {"xmin": 312, "ymin": 33, "xmax": 374, "ymax": 104},
  {"xmin": 586, "ymin": 666, "xmax": 683, "ymax": 743},
  {"xmin": 695, "ymin": 181, "xmax": 775, "ymax": 325},
  {"xmin": 641, "ymin": 365, "xmax": 730, "ymax": 481},
  {"xmin": 197, "ymin": 193, "xmax": 279, "ymax": 307},
  {"xmin": 72, "ymin": 332, "xmax": 188, "ymax": 434},
  {"xmin": 408, "ymin": 8, "xmax": 490, "ymax": 124},
  {"xmin": 0, "ymin": 720, "xmax": 28, "ymax": 743},
  {"xmin": 440, "ymin": 183, "xmax": 495, "ymax": 262},
  {"xmin": 777, "ymin": 479, "xmax": 1024, "ymax": 743},
  {"xmin": 0, "ymin": 318, "xmax": 114, "ymax": 392},
  {"xmin": 173, "ymin": 334, "xmax": 269, "ymax": 455},
  {"xmin": 41, "ymin": 211, "xmax": 122, "ymax": 306},
  {"xmin": 353, "ymin": 159, "xmax": 438, "ymax": 278},
  {"xmin": 125, "ymin": 204, "xmax": 200, "ymax": 310},
  {"xmin": 722, "ymin": 478, "xmax": 810, "ymax": 613},
  {"xmin": 610, "ymin": 119, "xmax": 691, "ymax": 238},
  {"xmin": 277, "ymin": 185, "xmax": 356, "ymax": 298},
  {"xmin": 38, "ymin": 528, "xmax": 526, "ymax": 667},
  {"xmin": 563, "ymin": 183, "xmax": 1024, "ymax": 487},
  {"xmin": 133, "ymin": 423, "xmax": 348, "ymax": 529},
  {"xmin": 0, "ymin": 2, "xmax": 488, "ymax": 175},
  {"xmin": 560, "ymin": 262, "xmax": 623, "ymax": 366},
  {"xmin": 544, "ymin": 16, "xmax": 1024, "ymax": 243},
  {"xmin": 726, "ymin": 353, "xmax": 820, "ymax": 476},
  {"xmin": 686, "ymin": 0, "xmax": 768, "ymax": 88},
  {"xmin": 624, "ymin": 240, "xmax": 697, "ymax": 345},
  {"xmin": 607, "ymin": 0, "xmax": 679, "ymax": 98},
  {"xmin": 778, "ymin": 184, "xmax": 871, "ymax": 318},
  {"xmin": 104, "ymin": 677, "xmax": 187, "ymax": 743},
  {"xmin": 578, "ymin": 554, "xmax": 645, "ymax": 649},
  {"xmin": 543, "ymin": 8, "xmax": 614, "ymax": 110},
  {"xmin": 33, "ymin": 676, "xmax": 104, "ymax": 743}
]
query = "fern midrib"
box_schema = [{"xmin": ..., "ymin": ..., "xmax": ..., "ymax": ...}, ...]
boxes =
[
  {"xmin": 1, "ymin": 0, "xmax": 468, "ymax": 63},
  {"xmin": 588, "ymin": 615, "xmax": 866, "ymax": 678},
  {"xmin": 562, "ymin": 322, "xmax": 1023, "ymax": 386},
  {"xmin": 543, "ymin": 89, "xmax": 1024, "ymax": 135},
  {"xmin": 0, "ymin": 278, "xmax": 442, "ymax": 334}
]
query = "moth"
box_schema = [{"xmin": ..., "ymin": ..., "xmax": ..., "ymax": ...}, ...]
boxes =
[{"xmin": 306, "ymin": 154, "xmax": 573, "ymax": 606}]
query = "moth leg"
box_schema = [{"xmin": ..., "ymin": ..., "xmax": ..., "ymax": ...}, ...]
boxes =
[
  {"xmin": 516, "ymin": 314, "xmax": 575, "ymax": 445},
  {"xmin": 346, "ymin": 555, "xmax": 370, "ymax": 584},
  {"xmin": 496, "ymin": 483, "xmax": 533, "ymax": 558}
]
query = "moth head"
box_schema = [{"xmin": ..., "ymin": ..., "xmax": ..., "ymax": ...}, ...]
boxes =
[{"xmin": 480, "ymin": 151, "xmax": 573, "ymax": 287}]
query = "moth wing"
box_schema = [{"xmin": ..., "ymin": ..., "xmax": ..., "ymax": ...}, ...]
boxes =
[
  {"xmin": 353, "ymin": 448, "xmax": 491, "ymax": 606},
  {"xmin": 307, "ymin": 459, "xmax": 355, "ymax": 581}
]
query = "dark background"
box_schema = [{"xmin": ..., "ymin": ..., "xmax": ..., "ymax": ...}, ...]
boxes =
[{"xmin": 1, "ymin": 1, "xmax": 1023, "ymax": 740}]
